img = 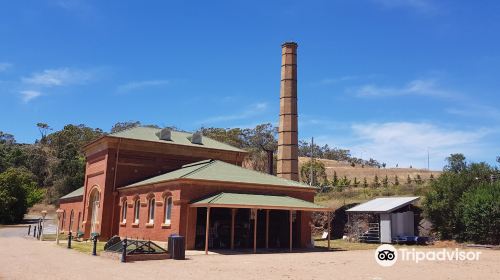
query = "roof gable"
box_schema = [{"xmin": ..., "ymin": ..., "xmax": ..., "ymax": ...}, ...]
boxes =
[
  {"xmin": 346, "ymin": 197, "xmax": 420, "ymax": 213},
  {"xmin": 191, "ymin": 192, "xmax": 329, "ymax": 211},
  {"xmin": 120, "ymin": 159, "xmax": 313, "ymax": 190},
  {"xmin": 108, "ymin": 127, "xmax": 245, "ymax": 153},
  {"xmin": 59, "ymin": 186, "xmax": 84, "ymax": 200}
]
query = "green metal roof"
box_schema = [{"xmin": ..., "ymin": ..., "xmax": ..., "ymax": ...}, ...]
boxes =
[
  {"xmin": 109, "ymin": 127, "xmax": 245, "ymax": 153},
  {"xmin": 59, "ymin": 186, "xmax": 84, "ymax": 200},
  {"xmin": 191, "ymin": 192, "xmax": 329, "ymax": 211},
  {"xmin": 120, "ymin": 159, "xmax": 314, "ymax": 189}
]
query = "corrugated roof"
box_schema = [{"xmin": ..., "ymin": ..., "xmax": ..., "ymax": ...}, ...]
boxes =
[
  {"xmin": 120, "ymin": 159, "xmax": 314, "ymax": 189},
  {"xmin": 346, "ymin": 197, "xmax": 420, "ymax": 213},
  {"xmin": 59, "ymin": 186, "xmax": 84, "ymax": 200},
  {"xmin": 191, "ymin": 192, "xmax": 329, "ymax": 211},
  {"xmin": 109, "ymin": 127, "xmax": 245, "ymax": 153}
]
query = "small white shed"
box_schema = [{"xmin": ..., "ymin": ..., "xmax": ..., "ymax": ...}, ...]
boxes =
[{"xmin": 346, "ymin": 197, "xmax": 420, "ymax": 243}]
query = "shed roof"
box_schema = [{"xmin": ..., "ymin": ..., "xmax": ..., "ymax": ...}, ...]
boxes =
[
  {"xmin": 190, "ymin": 192, "xmax": 329, "ymax": 211},
  {"xmin": 108, "ymin": 127, "xmax": 245, "ymax": 153},
  {"xmin": 59, "ymin": 186, "xmax": 84, "ymax": 200},
  {"xmin": 346, "ymin": 197, "xmax": 420, "ymax": 214},
  {"xmin": 120, "ymin": 159, "xmax": 314, "ymax": 190}
]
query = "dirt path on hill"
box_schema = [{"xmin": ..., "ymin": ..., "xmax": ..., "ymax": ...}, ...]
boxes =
[{"xmin": 1, "ymin": 226, "xmax": 499, "ymax": 280}]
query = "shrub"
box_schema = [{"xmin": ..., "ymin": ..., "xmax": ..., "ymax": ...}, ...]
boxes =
[
  {"xmin": 457, "ymin": 183, "xmax": 500, "ymax": 244},
  {"xmin": 423, "ymin": 160, "xmax": 498, "ymax": 243}
]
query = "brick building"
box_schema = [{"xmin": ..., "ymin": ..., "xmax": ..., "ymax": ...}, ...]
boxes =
[{"xmin": 58, "ymin": 42, "xmax": 329, "ymax": 252}]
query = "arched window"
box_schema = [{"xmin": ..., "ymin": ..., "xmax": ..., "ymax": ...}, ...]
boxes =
[
  {"xmin": 148, "ymin": 198, "xmax": 155, "ymax": 224},
  {"xmin": 121, "ymin": 200, "xmax": 127, "ymax": 223},
  {"xmin": 134, "ymin": 199, "xmax": 140, "ymax": 224},
  {"xmin": 69, "ymin": 210, "xmax": 74, "ymax": 232},
  {"xmin": 164, "ymin": 196, "xmax": 172, "ymax": 225},
  {"xmin": 77, "ymin": 212, "xmax": 81, "ymax": 232},
  {"xmin": 61, "ymin": 210, "xmax": 66, "ymax": 231}
]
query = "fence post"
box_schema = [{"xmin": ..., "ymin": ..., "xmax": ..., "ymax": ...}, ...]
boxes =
[
  {"xmin": 67, "ymin": 232, "xmax": 72, "ymax": 249},
  {"xmin": 28, "ymin": 225, "xmax": 31, "ymax": 236},
  {"xmin": 92, "ymin": 236, "xmax": 98, "ymax": 256},
  {"xmin": 33, "ymin": 226, "xmax": 37, "ymax": 238},
  {"xmin": 121, "ymin": 238, "xmax": 127, "ymax": 263}
]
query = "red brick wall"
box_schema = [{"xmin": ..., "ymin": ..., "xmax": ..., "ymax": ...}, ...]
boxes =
[
  {"xmin": 58, "ymin": 197, "xmax": 83, "ymax": 233},
  {"xmin": 113, "ymin": 180, "xmax": 315, "ymax": 248},
  {"xmin": 117, "ymin": 186, "xmax": 183, "ymax": 241}
]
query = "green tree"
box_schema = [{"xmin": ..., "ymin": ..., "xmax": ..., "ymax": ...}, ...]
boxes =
[
  {"xmin": 353, "ymin": 177, "xmax": 360, "ymax": 188},
  {"xmin": 362, "ymin": 177, "xmax": 369, "ymax": 197},
  {"xmin": 406, "ymin": 174, "xmax": 412, "ymax": 186},
  {"xmin": 457, "ymin": 182, "xmax": 500, "ymax": 244},
  {"xmin": 382, "ymin": 175, "xmax": 389, "ymax": 188},
  {"xmin": 394, "ymin": 175, "xmax": 400, "ymax": 186},
  {"xmin": 445, "ymin": 153, "xmax": 467, "ymax": 173},
  {"xmin": 415, "ymin": 174, "xmax": 423, "ymax": 185},
  {"xmin": 110, "ymin": 121, "xmax": 142, "ymax": 133},
  {"xmin": 423, "ymin": 157, "xmax": 496, "ymax": 241},
  {"xmin": 0, "ymin": 168, "xmax": 44, "ymax": 224},
  {"xmin": 331, "ymin": 171, "xmax": 339, "ymax": 187},
  {"xmin": 46, "ymin": 124, "xmax": 104, "ymax": 157},
  {"xmin": 372, "ymin": 175, "xmax": 380, "ymax": 189},
  {"xmin": 300, "ymin": 160, "xmax": 326, "ymax": 187},
  {"xmin": 36, "ymin": 123, "xmax": 52, "ymax": 143}
]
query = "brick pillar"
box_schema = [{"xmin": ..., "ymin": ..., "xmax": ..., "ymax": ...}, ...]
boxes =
[{"xmin": 277, "ymin": 42, "xmax": 299, "ymax": 181}]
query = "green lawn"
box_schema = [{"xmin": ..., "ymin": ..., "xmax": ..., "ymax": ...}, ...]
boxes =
[
  {"xmin": 314, "ymin": 239, "xmax": 380, "ymax": 251},
  {"xmin": 57, "ymin": 240, "xmax": 106, "ymax": 254}
]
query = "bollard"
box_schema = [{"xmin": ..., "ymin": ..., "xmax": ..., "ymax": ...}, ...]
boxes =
[
  {"xmin": 67, "ymin": 232, "xmax": 72, "ymax": 249},
  {"xmin": 121, "ymin": 238, "xmax": 127, "ymax": 263},
  {"xmin": 92, "ymin": 236, "xmax": 98, "ymax": 256},
  {"xmin": 33, "ymin": 226, "xmax": 37, "ymax": 238},
  {"xmin": 28, "ymin": 225, "xmax": 31, "ymax": 235},
  {"xmin": 39, "ymin": 225, "xmax": 42, "ymax": 239}
]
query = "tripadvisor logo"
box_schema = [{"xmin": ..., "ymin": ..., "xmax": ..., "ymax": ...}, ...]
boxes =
[
  {"xmin": 375, "ymin": 244, "xmax": 397, "ymax": 267},
  {"xmin": 375, "ymin": 244, "xmax": 482, "ymax": 267}
]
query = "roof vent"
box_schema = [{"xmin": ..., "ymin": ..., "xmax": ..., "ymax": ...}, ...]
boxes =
[
  {"xmin": 191, "ymin": 132, "xmax": 203, "ymax": 145},
  {"xmin": 159, "ymin": 128, "xmax": 172, "ymax": 141}
]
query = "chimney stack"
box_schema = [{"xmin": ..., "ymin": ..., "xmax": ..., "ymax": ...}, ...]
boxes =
[{"xmin": 277, "ymin": 42, "xmax": 299, "ymax": 181}]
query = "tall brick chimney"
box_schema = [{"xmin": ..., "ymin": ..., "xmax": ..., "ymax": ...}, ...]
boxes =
[{"xmin": 277, "ymin": 42, "xmax": 299, "ymax": 181}]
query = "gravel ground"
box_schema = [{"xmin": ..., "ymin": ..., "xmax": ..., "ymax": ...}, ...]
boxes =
[{"xmin": 1, "ymin": 226, "xmax": 499, "ymax": 280}]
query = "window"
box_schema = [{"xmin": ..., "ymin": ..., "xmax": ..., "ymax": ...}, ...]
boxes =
[
  {"xmin": 134, "ymin": 199, "xmax": 140, "ymax": 224},
  {"xmin": 121, "ymin": 201, "xmax": 127, "ymax": 223},
  {"xmin": 69, "ymin": 210, "xmax": 74, "ymax": 232},
  {"xmin": 164, "ymin": 196, "xmax": 172, "ymax": 225},
  {"xmin": 62, "ymin": 211, "xmax": 66, "ymax": 230},
  {"xmin": 148, "ymin": 198, "xmax": 155, "ymax": 224}
]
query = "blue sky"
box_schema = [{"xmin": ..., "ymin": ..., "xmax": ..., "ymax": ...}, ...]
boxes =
[{"xmin": 1, "ymin": 0, "xmax": 499, "ymax": 169}]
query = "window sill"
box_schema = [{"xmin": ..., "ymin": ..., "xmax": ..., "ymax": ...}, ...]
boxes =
[
  {"xmin": 161, "ymin": 223, "xmax": 171, "ymax": 228},
  {"xmin": 132, "ymin": 223, "xmax": 139, "ymax": 227},
  {"xmin": 120, "ymin": 222, "xmax": 126, "ymax": 227},
  {"xmin": 145, "ymin": 223, "xmax": 154, "ymax": 228}
]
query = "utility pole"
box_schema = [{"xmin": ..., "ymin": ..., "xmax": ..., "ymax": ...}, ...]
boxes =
[
  {"xmin": 309, "ymin": 137, "xmax": 314, "ymax": 186},
  {"xmin": 427, "ymin": 147, "xmax": 430, "ymax": 170}
]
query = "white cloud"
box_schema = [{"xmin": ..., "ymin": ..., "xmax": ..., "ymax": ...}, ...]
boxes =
[
  {"xmin": 319, "ymin": 76, "xmax": 359, "ymax": 85},
  {"xmin": 372, "ymin": 0, "xmax": 437, "ymax": 13},
  {"xmin": 446, "ymin": 104, "xmax": 500, "ymax": 121},
  {"xmin": 354, "ymin": 79, "xmax": 454, "ymax": 99},
  {"xmin": 117, "ymin": 80, "xmax": 170, "ymax": 93},
  {"xmin": 347, "ymin": 122, "xmax": 492, "ymax": 168},
  {"xmin": 20, "ymin": 90, "xmax": 42, "ymax": 103},
  {"xmin": 200, "ymin": 102, "xmax": 269, "ymax": 124},
  {"xmin": 0, "ymin": 63, "xmax": 12, "ymax": 72},
  {"xmin": 22, "ymin": 68, "xmax": 93, "ymax": 87}
]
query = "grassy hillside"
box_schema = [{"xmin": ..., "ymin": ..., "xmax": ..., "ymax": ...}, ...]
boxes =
[{"xmin": 299, "ymin": 157, "xmax": 440, "ymax": 183}]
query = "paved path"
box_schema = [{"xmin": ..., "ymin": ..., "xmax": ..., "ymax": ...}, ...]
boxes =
[{"xmin": 1, "ymin": 226, "xmax": 499, "ymax": 280}]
